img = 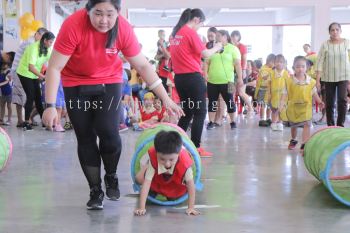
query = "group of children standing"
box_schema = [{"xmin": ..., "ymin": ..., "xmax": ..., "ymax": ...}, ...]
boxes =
[{"xmin": 254, "ymin": 53, "xmax": 324, "ymax": 150}]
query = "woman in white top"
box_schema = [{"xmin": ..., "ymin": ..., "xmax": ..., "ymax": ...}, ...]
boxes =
[{"xmin": 316, "ymin": 22, "xmax": 350, "ymax": 127}]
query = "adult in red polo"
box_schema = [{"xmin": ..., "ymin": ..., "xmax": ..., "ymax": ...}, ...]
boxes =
[
  {"xmin": 170, "ymin": 8, "xmax": 223, "ymax": 157},
  {"xmin": 42, "ymin": 0, "xmax": 182, "ymax": 210}
]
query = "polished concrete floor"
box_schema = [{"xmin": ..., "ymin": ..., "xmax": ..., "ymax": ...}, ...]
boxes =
[{"xmin": 1, "ymin": 114, "xmax": 350, "ymax": 233}]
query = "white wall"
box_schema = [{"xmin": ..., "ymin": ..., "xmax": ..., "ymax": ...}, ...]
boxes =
[
  {"xmin": 1, "ymin": 0, "xmax": 31, "ymax": 52},
  {"xmin": 48, "ymin": 3, "xmax": 65, "ymax": 37}
]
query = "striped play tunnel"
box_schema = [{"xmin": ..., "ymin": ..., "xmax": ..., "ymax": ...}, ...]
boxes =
[
  {"xmin": 130, "ymin": 123, "xmax": 203, "ymax": 206},
  {"xmin": 0, "ymin": 127, "xmax": 13, "ymax": 172},
  {"xmin": 304, "ymin": 127, "xmax": 350, "ymax": 206}
]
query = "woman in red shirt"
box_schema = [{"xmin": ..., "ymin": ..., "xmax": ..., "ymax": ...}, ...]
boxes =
[
  {"xmin": 42, "ymin": 0, "xmax": 182, "ymax": 210},
  {"xmin": 170, "ymin": 8, "xmax": 225, "ymax": 157}
]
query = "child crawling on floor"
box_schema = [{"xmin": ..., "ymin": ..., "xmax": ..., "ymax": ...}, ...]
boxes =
[{"xmin": 134, "ymin": 130, "xmax": 200, "ymax": 216}]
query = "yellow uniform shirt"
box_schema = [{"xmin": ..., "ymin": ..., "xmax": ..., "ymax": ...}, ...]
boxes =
[
  {"xmin": 282, "ymin": 75, "xmax": 316, "ymax": 123},
  {"xmin": 254, "ymin": 65, "xmax": 273, "ymax": 102},
  {"xmin": 270, "ymin": 69, "xmax": 289, "ymax": 109}
]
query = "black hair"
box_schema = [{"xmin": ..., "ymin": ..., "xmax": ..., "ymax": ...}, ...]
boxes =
[
  {"xmin": 39, "ymin": 32, "xmax": 55, "ymax": 57},
  {"xmin": 207, "ymin": 27, "xmax": 217, "ymax": 34},
  {"xmin": 36, "ymin": 27, "xmax": 48, "ymax": 35},
  {"xmin": 6, "ymin": 52, "xmax": 15, "ymax": 66},
  {"xmin": 303, "ymin": 44, "xmax": 311, "ymax": 48},
  {"xmin": 86, "ymin": 0, "xmax": 121, "ymax": 48},
  {"xmin": 231, "ymin": 30, "xmax": 241, "ymax": 42},
  {"xmin": 266, "ymin": 53, "xmax": 276, "ymax": 64},
  {"xmin": 217, "ymin": 30, "xmax": 232, "ymax": 44},
  {"xmin": 154, "ymin": 130, "xmax": 182, "ymax": 154},
  {"xmin": 293, "ymin": 55, "xmax": 308, "ymax": 68},
  {"xmin": 171, "ymin": 8, "xmax": 205, "ymax": 37},
  {"xmin": 328, "ymin": 22, "xmax": 341, "ymax": 33},
  {"xmin": 254, "ymin": 59, "xmax": 263, "ymax": 69},
  {"xmin": 275, "ymin": 54, "xmax": 286, "ymax": 63}
]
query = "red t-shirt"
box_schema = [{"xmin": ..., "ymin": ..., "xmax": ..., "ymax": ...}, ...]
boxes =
[
  {"xmin": 148, "ymin": 146, "xmax": 193, "ymax": 198},
  {"xmin": 141, "ymin": 109, "xmax": 159, "ymax": 121},
  {"xmin": 237, "ymin": 43, "xmax": 247, "ymax": 70},
  {"xmin": 307, "ymin": 52, "xmax": 316, "ymax": 56},
  {"xmin": 54, "ymin": 9, "xmax": 141, "ymax": 87},
  {"xmin": 169, "ymin": 25, "xmax": 205, "ymax": 74}
]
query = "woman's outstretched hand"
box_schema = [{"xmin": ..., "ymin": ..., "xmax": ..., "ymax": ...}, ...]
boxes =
[{"xmin": 163, "ymin": 97, "xmax": 185, "ymax": 118}]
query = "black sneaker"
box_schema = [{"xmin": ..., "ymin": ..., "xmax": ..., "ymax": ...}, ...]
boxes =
[
  {"xmin": 23, "ymin": 122, "xmax": 33, "ymax": 131},
  {"xmin": 104, "ymin": 174, "xmax": 120, "ymax": 201},
  {"xmin": 288, "ymin": 139, "xmax": 298, "ymax": 150},
  {"xmin": 258, "ymin": 120, "xmax": 269, "ymax": 127},
  {"xmin": 206, "ymin": 122, "xmax": 215, "ymax": 130},
  {"xmin": 87, "ymin": 187, "xmax": 104, "ymax": 210},
  {"xmin": 230, "ymin": 122, "xmax": 237, "ymax": 129},
  {"xmin": 266, "ymin": 119, "xmax": 272, "ymax": 126}
]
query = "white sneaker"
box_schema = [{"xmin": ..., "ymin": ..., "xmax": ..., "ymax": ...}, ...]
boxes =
[
  {"xmin": 271, "ymin": 123, "xmax": 278, "ymax": 131},
  {"xmin": 277, "ymin": 123, "xmax": 284, "ymax": 131}
]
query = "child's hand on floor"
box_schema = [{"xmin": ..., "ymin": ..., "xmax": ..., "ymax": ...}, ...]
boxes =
[
  {"xmin": 186, "ymin": 208, "xmax": 201, "ymax": 216},
  {"xmin": 134, "ymin": 208, "xmax": 147, "ymax": 216}
]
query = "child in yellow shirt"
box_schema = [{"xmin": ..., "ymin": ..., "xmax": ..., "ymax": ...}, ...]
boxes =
[
  {"xmin": 269, "ymin": 54, "xmax": 289, "ymax": 131},
  {"xmin": 279, "ymin": 56, "xmax": 324, "ymax": 150},
  {"xmin": 255, "ymin": 54, "xmax": 275, "ymax": 127}
]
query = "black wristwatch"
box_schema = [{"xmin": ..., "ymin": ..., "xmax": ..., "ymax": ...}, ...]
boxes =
[{"xmin": 45, "ymin": 103, "xmax": 56, "ymax": 108}]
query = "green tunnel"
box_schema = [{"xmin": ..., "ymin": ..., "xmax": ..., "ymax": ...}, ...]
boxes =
[
  {"xmin": 304, "ymin": 127, "xmax": 350, "ymax": 206},
  {"xmin": 0, "ymin": 128, "xmax": 12, "ymax": 172}
]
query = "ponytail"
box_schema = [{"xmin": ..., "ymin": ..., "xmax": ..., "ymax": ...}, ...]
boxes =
[
  {"xmin": 39, "ymin": 31, "xmax": 55, "ymax": 57},
  {"xmin": 171, "ymin": 8, "xmax": 191, "ymax": 37},
  {"xmin": 171, "ymin": 8, "xmax": 205, "ymax": 37}
]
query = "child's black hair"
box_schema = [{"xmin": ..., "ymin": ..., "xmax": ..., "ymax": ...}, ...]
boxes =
[
  {"xmin": 254, "ymin": 59, "xmax": 262, "ymax": 69},
  {"xmin": 6, "ymin": 52, "xmax": 15, "ymax": 65},
  {"xmin": 207, "ymin": 27, "xmax": 218, "ymax": 34},
  {"xmin": 0, "ymin": 51, "xmax": 15, "ymax": 71},
  {"xmin": 154, "ymin": 130, "xmax": 182, "ymax": 154},
  {"xmin": 266, "ymin": 53, "xmax": 276, "ymax": 64},
  {"xmin": 275, "ymin": 54, "xmax": 286, "ymax": 63},
  {"xmin": 293, "ymin": 56, "xmax": 308, "ymax": 67}
]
